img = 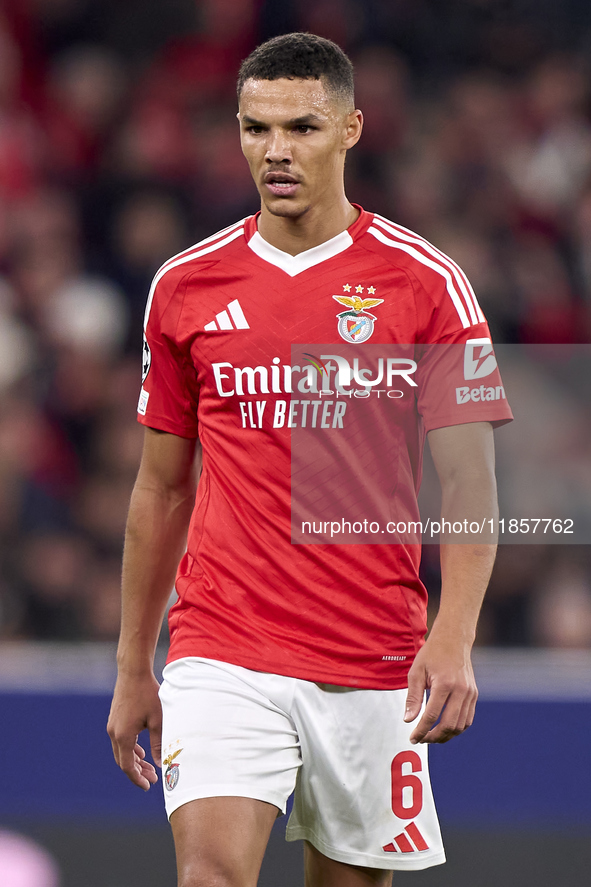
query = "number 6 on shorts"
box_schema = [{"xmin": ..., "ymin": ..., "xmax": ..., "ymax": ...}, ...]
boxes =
[{"xmin": 391, "ymin": 751, "xmax": 423, "ymax": 819}]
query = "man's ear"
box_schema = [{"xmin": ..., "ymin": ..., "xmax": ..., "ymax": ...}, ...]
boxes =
[{"xmin": 343, "ymin": 109, "xmax": 363, "ymax": 150}]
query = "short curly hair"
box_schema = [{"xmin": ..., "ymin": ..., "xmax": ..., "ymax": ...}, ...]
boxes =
[{"xmin": 237, "ymin": 32, "xmax": 354, "ymax": 107}]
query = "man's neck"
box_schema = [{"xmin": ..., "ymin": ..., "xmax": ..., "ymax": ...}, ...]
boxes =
[{"xmin": 257, "ymin": 198, "xmax": 359, "ymax": 256}]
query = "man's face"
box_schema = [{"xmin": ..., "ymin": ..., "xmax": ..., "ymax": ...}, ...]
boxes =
[{"xmin": 238, "ymin": 77, "xmax": 360, "ymax": 220}]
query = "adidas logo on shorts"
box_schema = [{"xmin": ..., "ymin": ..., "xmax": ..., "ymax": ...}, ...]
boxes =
[{"xmin": 382, "ymin": 821, "xmax": 429, "ymax": 853}]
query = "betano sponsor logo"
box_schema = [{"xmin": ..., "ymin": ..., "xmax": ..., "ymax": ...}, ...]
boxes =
[
  {"xmin": 456, "ymin": 384, "xmax": 505, "ymax": 404},
  {"xmin": 463, "ymin": 337, "xmax": 497, "ymax": 380}
]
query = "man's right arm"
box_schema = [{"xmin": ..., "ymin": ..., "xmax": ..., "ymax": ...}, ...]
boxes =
[{"xmin": 107, "ymin": 426, "xmax": 199, "ymax": 790}]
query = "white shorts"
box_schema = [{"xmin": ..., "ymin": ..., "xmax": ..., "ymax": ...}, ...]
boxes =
[{"xmin": 159, "ymin": 657, "xmax": 445, "ymax": 871}]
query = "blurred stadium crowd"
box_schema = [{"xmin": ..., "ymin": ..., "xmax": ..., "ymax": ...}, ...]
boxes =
[{"xmin": 0, "ymin": 0, "xmax": 591, "ymax": 649}]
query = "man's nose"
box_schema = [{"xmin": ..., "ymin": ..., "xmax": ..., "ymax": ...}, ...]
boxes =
[{"xmin": 265, "ymin": 129, "xmax": 292, "ymax": 163}]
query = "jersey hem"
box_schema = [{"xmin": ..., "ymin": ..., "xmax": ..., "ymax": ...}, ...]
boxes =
[
  {"xmin": 164, "ymin": 649, "xmax": 412, "ymax": 691},
  {"xmin": 285, "ymin": 826, "xmax": 446, "ymax": 871},
  {"xmin": 137, "ymin": 412, "xmax": 198, "ymax": 438},
  {"xmin": 164, "ymin": 784, "xmax": 289, "ymax": 820},
  {"xmin": 424, "ymin": 411, "xmax": 513, "ymax": 433}
]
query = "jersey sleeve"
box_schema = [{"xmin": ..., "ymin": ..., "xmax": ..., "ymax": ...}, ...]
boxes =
[
  {"xmin": 137, "ymin": 269, "xmax": 199, "ymax": 438},
  {"xmin": 415, "ymin": 328, "xmax": 513, "ymax": 431},
  {"xmin": 408, "ymin": 256, "xmax": 513, "ymax": 431}
]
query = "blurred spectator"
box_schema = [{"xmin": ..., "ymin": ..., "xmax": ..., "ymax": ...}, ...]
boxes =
[
  {"xmin": 109, "ymin": 189, "xmax": 190, "ymax": 347},
  {"xmin": 0, "ymin": 21, "xmax": 44, "ymax": 202},
  {"xmin": 190, "ymin": 105, "xmax": 258, "ymax": 230},
  {"xmin": 155, "ymin": 0, "xmax": 260, "ymax": 106},
  {"xmin": 572, "ymin": 183, "xmax": 591, "ymax": 316},
  {"xmin": 83, "ymin": 556, "xmax": 128, "ymax": 640},
  {"xmin": 42, "ymin": 45, "xmax": 128, "ymax": 176},
  {"xmin": 346, "ymin": 46, "xmax": 409, "ymax": 214},
  {"xmin": 510, "ymin": 233, "xmax": 581, "ymax": 343},
  {"xmin": 75, "ymin": 472, "xmax": 134, "ymax": 553},
  {"xmin": 42, "ymin": 276, "xmax": 128, "ymax": 354},
  {"xmin": 11, "ymin": 532, "xmax": 89, "ymax": 640},
  {"xmin": 0, "ymin": 279, "xmax": 35, "ymax": 388},
  {"xmin": 505, "ymin": 56, "xmax": 591, "ymax": 226},
  {"xmin": 112, "ymin": 190, "xmax": 189, "ymax": 275},
  {"xmin": 531, "ymin": 552, "xmax": 591, "ymax": 647},
  {"xmin": 110, "ymin": 86, "xmax": 195, "ymax": 181},
  {"xmin": 8, "ymin": 188, "xmax": 82, "ymax": 326},
  {"xmin": 479, "ymin": 547, "xmax": 549, "ymax": 647},
  {"xmin": 294, "ymin": 0, "xmax": 366, "ymax": 52}
]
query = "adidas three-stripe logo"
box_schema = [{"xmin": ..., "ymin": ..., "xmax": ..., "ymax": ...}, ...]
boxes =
[
  {"xmin": 382, "ymin": 821, "xmax": 429, "ymax": 853},
  {"xmin": 204, "ymin": 299, "xmax": 250, "ymax": 331}
]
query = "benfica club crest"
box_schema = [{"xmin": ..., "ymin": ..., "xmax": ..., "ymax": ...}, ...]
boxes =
[
  {"xmin": 333, "ymin": 292, "xmax": 384, "ymax": 343},
  {"xmin": 163, "ymin": 748, "xmax": 183, "ymax": 791}
]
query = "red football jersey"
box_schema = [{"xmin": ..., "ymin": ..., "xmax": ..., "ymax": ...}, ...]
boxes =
[{"xmin": 139, "ymin": 207, "xmax": 513, "ymax": 689}]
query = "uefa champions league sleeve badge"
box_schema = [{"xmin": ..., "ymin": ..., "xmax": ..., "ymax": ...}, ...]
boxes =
[
  {"xmin": 142, "ymin": 334, "xmax": 152, "ymax": 383},
  {"xmin": 333, "ymin": 287, "xmax": 384, "ymax": 343},
  {"xmin": 163, "ymin": 747, "xmax": 183, "ymax": 791}
]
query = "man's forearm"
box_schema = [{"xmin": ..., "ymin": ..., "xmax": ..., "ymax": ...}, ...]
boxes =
[
  {"xmin": 428, "ymin": 421, "xmax": 499, "ymax": 645},
  {"xmin": 116, "ymin": 480, "xmax": 195, "ymax": 674},
  {"xmin": 431, "ymin": 542, "xmax": 496, "ymax": 645},
  {"xmin": 116, "ymin": 429, "xmax": 199, "ymax": 674},
  {"xmin": 405, "ymin": 423, "xmax": 498, "ymax": 743}
]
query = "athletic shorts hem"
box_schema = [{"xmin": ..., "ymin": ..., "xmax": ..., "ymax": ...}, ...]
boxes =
[
  {"xmin": 285, "ymin": 826, "xmax": 446, "ymax": 871},
  {"xmin": 164, "ymin": 785, "xmax": 288, "ymax": 820}
]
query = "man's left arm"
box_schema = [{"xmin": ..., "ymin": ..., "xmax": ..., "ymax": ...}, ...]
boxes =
[{"xmin": 404, "ymin": 421, "xmax": 498, "ymax": 744}]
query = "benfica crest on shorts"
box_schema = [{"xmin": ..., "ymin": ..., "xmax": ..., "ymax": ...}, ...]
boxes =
[
  {"xmin": 163, "ymin": 748, "xmax": 183, "ymax": 791},
  {"xmin": 333, "ymin": 293, "xmax": 384, "ymax": 343}
]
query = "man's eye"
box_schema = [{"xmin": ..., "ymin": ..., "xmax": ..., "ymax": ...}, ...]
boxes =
[
  {"xmin": 246, "ymin": 126, "xmax": 264, "ymax": 134},
  {"xmin": 295, "ymin": 125, "xmax": 313, "ymax": 134}
]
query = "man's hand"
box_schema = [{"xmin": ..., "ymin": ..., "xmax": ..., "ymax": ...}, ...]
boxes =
[
  {"xmin": 107, "ymin": 672, "xmax": 162, "ymax": 790},
  {"xmin": 403, "ymin": 628, "xmax": 478, "ymax": 744}
]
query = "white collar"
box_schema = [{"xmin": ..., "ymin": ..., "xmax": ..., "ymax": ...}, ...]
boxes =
[{"xmin": 247, "ymin": 228, "xmax": 353, "ymax": 277}]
